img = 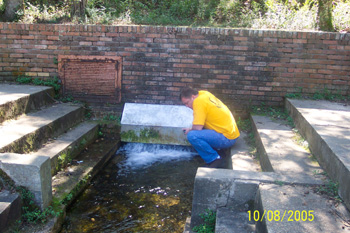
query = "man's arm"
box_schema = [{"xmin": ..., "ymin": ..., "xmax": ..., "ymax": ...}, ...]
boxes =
[{"xmin": 183, "ymin": 124, "xmax": 204, "ymax": 135}]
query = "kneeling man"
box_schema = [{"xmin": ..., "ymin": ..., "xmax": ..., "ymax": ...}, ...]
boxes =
[{"xmin": 180, "ymin": 87, "xmax": 240, "ymax": 168}]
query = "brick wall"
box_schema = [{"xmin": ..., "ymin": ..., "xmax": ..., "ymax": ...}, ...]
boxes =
[{"xmin": 0, "ymin": 23, "xmax": 349, "ymax": 111}]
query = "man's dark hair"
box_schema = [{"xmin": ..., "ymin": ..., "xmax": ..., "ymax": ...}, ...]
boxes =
[{"xmin": 180, "ymin": 87, "xmax": 198, "ymax": 100}]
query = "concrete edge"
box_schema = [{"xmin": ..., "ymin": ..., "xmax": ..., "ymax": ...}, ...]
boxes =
[
  {"xmin": 1, "ymin": 104, "xmax": 85, "ymax": 154},
  {"xmin": 0, "ymin": 153, "xmax": 52, "ymax": 209},
  {"xmin": 50, "ymin": 141, "xmax": 120, "ymax": 233},
  {"xmin": 12, "ymin": 139, "xmax": 121, "ymax": 233},
  {"xmin": 43, "ymin": 122, "xmax": 99, "ymax": 176},
  {"xmin": 0, "ymin": 86, "xmax": 55, "ymax": 124},
  {"xmin": 250, "ymin": 115, "xmax": 274, "ymax": 172},
  {"xmin": 196, "ymin": 168, "xmax": 322, "ymax": 186},
  {"xmin": 285, "ymin": 98, "xmax": 350, "ymax": 210}
]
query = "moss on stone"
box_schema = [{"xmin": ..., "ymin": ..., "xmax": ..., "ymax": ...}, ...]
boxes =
[
  {"xmin": 0, "ymin": 169, "xmax": 16, "ymax": 190},
  {"xmin": 121, "ymin": 128, "xmax": 190, "ymax": 145},
  {"xmin": 121, "ymin": 128, "xmax": 162, "ymax": 143}
]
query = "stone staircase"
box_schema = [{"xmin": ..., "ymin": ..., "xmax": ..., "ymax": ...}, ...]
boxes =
[
  {"xmin": 0, "ymin": 84, "xmax": 120, "ymax": 232},
  {"xmin": 185, "ymin": 98, "xmax": 350, "ymax": 232}
]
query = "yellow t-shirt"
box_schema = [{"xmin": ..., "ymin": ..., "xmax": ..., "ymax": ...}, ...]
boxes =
[{"xmin": 192, "ymin": 91, "xmax": 240, "ymax": 140}]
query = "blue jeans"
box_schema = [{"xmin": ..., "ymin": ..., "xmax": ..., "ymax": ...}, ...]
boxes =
[{"xmin": 187, "ymin": 129, "xmax": 238, "ymax": 164}]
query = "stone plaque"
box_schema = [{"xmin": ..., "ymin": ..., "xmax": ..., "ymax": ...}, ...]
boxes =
[{"xmin": 58, "ymin": 55, "xmax": 122, "ymax": 104}]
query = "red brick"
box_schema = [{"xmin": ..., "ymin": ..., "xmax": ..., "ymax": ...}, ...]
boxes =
[
  {"xmin": 234, "ymin": 37, "xmax": 248, "ymax": 41},
  {"xmin": 209, "ymin": 79, "xmax": 222, "ymax": 84},
  {"xmin": 264, "ymin": 38, "xmax": 278, "ymax": 43},
  {"xmin": 293, "ymin": 39, "xmax": 307, "ymax": 44},
  {"xmin": 323, "ymin": 40, "xmax": 338, "ymax": 45}
]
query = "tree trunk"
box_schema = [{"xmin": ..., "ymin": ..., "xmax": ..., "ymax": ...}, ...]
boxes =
[
  {"xmin": 71, "ymin": 0, "xmax": 87, "ymax": 17},
  {"xmin": 317, "ymin": 0, "xmax": 334, "ymax": 31},
  {"xmin": 3, "ymin": 0, "xmax": 23, "ymax": 21}
]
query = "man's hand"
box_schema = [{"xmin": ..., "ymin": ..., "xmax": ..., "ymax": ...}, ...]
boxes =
[
  {"xmin": 183, "ymin": 128, "xmax": 191, "ymax": 135},
  {"xmin": 183, "ymin": 125, "xmax": 204, "ymax": 135}
]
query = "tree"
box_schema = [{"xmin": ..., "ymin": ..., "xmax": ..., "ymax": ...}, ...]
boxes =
[
  {"xmin": 3, "ymin": 0, "xmax": 23, "ymax": 21},
  {"xmin": 318, "ymin": 0, "xmax": 334, "ymax": 31}
]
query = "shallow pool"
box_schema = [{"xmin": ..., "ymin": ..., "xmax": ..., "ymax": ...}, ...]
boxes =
[{"xmin": 61, "ymin": 143, "xmax": 202, "ymax": 232}]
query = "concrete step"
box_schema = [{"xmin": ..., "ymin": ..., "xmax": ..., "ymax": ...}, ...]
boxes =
[
  {"xmin": 285, "ymin": 98, "xmax": 350, "ymax": 211},
  {"xmin": 215, "ymin": 208, "xmax": 255, "ymax": 233},
  {"xmin": 0, "ymin": 84, "xmax": 55, "ymax": 124},
  {"xmin": 0, "ymin": 102, "xmax": 85, "ymax": 153},
  {"xmin": 251, "ymin": 115, "xmax": 323, "ymax": 176},
  {"xmin": 31, "ymin": 121, "xmax": 99, "ymax": 176},
  {"xmin": 256, "ymin": 183, "xmax": 350, "ymax": 233},
  {"xmin": 230, "ymin": 131, "xmax": 261, "ymax": 172},
  {"xmin": 19, "ymin": 134, "xmax": 121, "ymax": 233},
  {"xmin": 0, "ymin": 190, "xmax": 22, "ymax": 233},
  {"xmin": 189, "ymin": 168, "xmax": 322, "ymax": 233},
  {"xmin": 0, "ymin": 121, "xmax": 98, "ymax": 211}
]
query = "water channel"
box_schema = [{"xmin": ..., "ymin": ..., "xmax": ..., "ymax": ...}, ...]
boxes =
[{"xmin": 61, "ymin": 142, "xmax": 202, "ymax": 232}]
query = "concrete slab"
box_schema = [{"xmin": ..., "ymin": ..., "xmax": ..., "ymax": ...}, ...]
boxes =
[
  {"xmin": 0, "ymin": 84, "xmax": 53, "ymax": 105},
  {"xmin": 121, "ymin": 103, "xmax": 193, "ymax": 145},
  {"xmin": 256, "ymin": 184, "xmax": 350, "ymax": 233},
  {"xmin": 0, "ymin": 153, "xmax": 52, "ymax": 209},
  {"xmin": 286, "ymin": 98, "xmax": 350, "ymax": 210},
  {"xmin": 0, "ymin": 103, "xmax": 84, "ymax": 153},
  {"xmin": 252, "ymin": 115, "xmax": 322, "ymax": 176},
  {"xmin": 0, "ymin": 84, "xmax": 55, "ymax": 124},
  {"xmin": 230, "ymin": 131, "xmax": 261, "ymax": 172}
]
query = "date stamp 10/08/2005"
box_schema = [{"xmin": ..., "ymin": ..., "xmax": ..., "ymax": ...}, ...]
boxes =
[{"xmin": 247, "ymin": 210, "xmax": 315, "ymax": 222}]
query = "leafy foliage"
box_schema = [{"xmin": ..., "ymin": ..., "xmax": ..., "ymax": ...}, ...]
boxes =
[
  {"xmin": 333, "ymin": 0, "xmax": 350, "ymax": 31},
  {"xmin": 17, "ymin": 186, "xmax": 61, "ymax": 224},
  {"xmin": 2, "ymin": 0, "xmax": 348, "ymax": 31},
  {"xmin": 192, "ymin": 209, "xmax": 216, "ymax": 233},
  {"xmin": 16, "ymin": 76, "xmax": 61, "ymax": 98}
]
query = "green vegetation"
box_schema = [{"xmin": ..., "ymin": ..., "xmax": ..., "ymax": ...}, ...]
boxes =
[
  {"xmin": 285, "ymin": 87, "xmax": 304, "ymax": 99},
  {"xmin": 286, "ymin": 87, "xmax": 350, "ymax": 101},
  {"xmin": 316, "ymin": 178, "xmax": 341, "ymax": 202},
  {"xmin": 251, "ymin": 103, "xmax": 295, "ymax": 127},
  {"xmin": 17, "ymin": 186, "xmax": 62, "ymax": 224},
  {"xmin": 103, "ymin": 113, "xmax": 120, "ymax": 122},
  {"xmin": 16, "ymin": 76, "xmax": 61, "ymax": 98},
  {"xmin": 237, "ymin": 117, "xmax": 251, "ymax": 132},
  {"xmin": 192, "ymin": 209, "xmax": 216, "ymax": 233},
  {"xmin": 1, "ymin": 0, "xmax": 349, "ymax": 32},
  {"xmin": 312, "ymin": 88, "xmax": 348, "ymax": 101},
  {"xmin": 97, "ymin": 113, "xmax": 122, "ymax": 127},
  {"xmin": 121, "ymin": 128, "xmax": 161, "ymax": 142},
  {"xmin": 274, "ymin": 180, "xmax": 285, "ymax": 186}
]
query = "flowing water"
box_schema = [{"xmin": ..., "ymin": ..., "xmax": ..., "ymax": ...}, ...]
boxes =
[{"xmin": 61, "ymin": 143, "xmax": 202, "ymax": 232}]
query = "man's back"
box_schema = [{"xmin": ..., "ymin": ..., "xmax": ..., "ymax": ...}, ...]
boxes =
[{"xmin": 193, "ymin": 91, "xmax": 240, "ymax": 140}]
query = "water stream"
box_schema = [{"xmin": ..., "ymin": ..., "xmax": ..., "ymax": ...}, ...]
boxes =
[{"xmin": 61, "ymin": 143, "xmax": 202, "ymax": 232}]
